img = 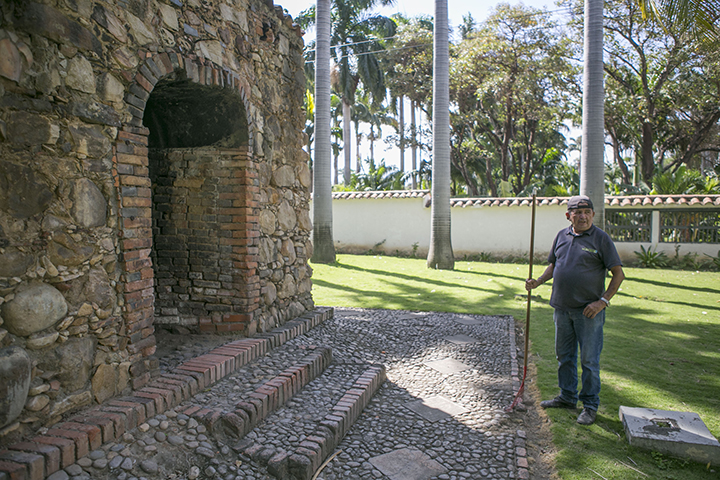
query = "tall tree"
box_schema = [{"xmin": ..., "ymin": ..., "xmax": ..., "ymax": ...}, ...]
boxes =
[
  {"xmin": 450, "ymin": 4, "xmax": 577, "ymax": 196},
  {"xmin": 382, "ymin": 15, "xmax": 434, "ymax": 188},
  {"xmin": 581, "ymin": 0, "xmax": 720, "ymax": 184},
  {"xmin": 299, "ymin": 0, "xmax": 396, "ymax": 185},
  {"xmin": 427, "ymin": 0, "xmax": 454, "ymax": 270},
  {"xmin": 331, "ymin": 94, "xmax": 343, "ymax": 184},
  {"xmin": 410, "ymin": 100, "xmax": 419, "ymax": 189},
  {"xmin": 311, "ymin": 0, "xmax": 335, "ymax": 263},
  {"xmin": 580, "ymin": 0, "xmax": 606, "ymax": 228}
]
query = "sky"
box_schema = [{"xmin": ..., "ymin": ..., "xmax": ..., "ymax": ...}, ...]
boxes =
[
  {"xmin": 275, "ymin": 0, "xmax": 563, "ymax": 178},
  {"xmin": 277, "ymin": 0, "xmax": 554, "ymax": 37}
]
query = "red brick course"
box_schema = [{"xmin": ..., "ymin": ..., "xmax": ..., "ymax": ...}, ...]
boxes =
[
  {"xmin": 45, "ymin": 428, "xmax": 90, "ymax": 460},
  {"xmin": 0, "ymin": 460, "xmax": 26, "ymax": 480},
  {"xmin": 285, "ymin": 364, "xmax": 386, "ymax": 480},
  {"xmin": 30, "ymin": 437, "xmax": 74, "ymax": 469},
  {"xmin": 0, "ymin": 451, "xmax": 44, "ymax": 480},
  {"xmin": 6, "ymin": 443, "xmax": 59, "ymax": 476}
]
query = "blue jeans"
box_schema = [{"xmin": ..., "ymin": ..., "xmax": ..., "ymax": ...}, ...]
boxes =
[{"xmin": 553, "ymin": 308, "xmax": 605, "ymax": 411}]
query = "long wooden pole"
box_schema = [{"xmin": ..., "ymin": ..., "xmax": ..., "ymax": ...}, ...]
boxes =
[{"xmin": 507, "ymin": 191, "xmax": 536, "ymax": 411}]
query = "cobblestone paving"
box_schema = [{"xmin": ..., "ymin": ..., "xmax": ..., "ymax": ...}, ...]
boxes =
[{"xmin": 49, "ymin": 308, "xmax": 527, "ymax": 480}]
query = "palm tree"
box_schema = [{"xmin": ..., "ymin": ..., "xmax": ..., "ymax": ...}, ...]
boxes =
[
  {"xmin": 640, "ymin": 0, "xmax": 720, "ymax": 47},
  {"xmin": 331, "ymin": 95, "xmax": 343, "ymax": 184},
  {"xmin": 579, "ymin": 0, "xmax": 606, "ymax": 229},
  {"xmin": 351, "ymin": 100, "xmax": 370, "ymax": 172},
  {"xmin": 367, "ymin": 105, "xmax": 395, "ymax": 163},
  {"xmin": 410, "ymin": 100, "xmax": 418, "ymax": 189},
  {"xmin": 300, "ymin": 0, "xmax": 396, "ymax": 185},
  {"xmin": 311, "ymin": 0, "xmax": 336, "ymax": 263},
  {"xmin": 427, "ymin": 0, "xmax": 454, "ymax": 270}
]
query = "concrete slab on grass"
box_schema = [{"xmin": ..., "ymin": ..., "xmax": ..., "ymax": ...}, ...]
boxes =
[
  {"xmin": 405, "ymin": 395, "xmax": 470, "ymax": 422},
  {"xmin": 424, "ymin": 358, "xmax": 471, "ymax": 374},
  {"xmin": 370, "ymin": 447, "xmax": 447, "ymax": 480},
  {"xmin": 619, "ymin": 406, "xmax": 720, "ymax": 465}
]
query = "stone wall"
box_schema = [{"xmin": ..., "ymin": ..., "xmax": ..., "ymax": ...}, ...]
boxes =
[{"xmin": 0, "ymin": 0, "xmax": 312, "ymax": 447}]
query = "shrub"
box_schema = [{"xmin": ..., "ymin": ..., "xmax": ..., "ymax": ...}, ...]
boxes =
[
  {"xmin": 634, "ymin": 245, "xmax": 668, "ymax": 268},
  {"xmin": 705, "ymin": 250, "xmax": 720, "ymax": 271}
]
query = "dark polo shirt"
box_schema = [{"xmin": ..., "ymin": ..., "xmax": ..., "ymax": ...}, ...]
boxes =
[{"xmin": 548, "ymin": 225, "xmax": 622, "ymax": 311}]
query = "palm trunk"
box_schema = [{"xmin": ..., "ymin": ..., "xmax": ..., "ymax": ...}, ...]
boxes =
[
  {"xmin": 311, "ymin": 0, "xmax": 335, "ymax": 263},
  {"xmin": 427, "ymin": 0, "xmax": 454, "ymax": 270},
  {"xmin": 333, "ymin": 150, "xmax": 339, "ymax": 185},
  {"xmin": 580, "ymin": 0, "xmax": 605, "ymax": 229},
  {"xmin": 399, "ymin": 96, "xmax": 405, "ymax": 175},
  {"xmin": 343, "ymin": 101, "xmax": 352, "ymax": 185},
  {"xmin": 355, "ymin": 119, "xmax": 362, "ymax": 173},
  {"xmin": 411, "ymin": 100, "xmax": 417, "ymax": 189}
]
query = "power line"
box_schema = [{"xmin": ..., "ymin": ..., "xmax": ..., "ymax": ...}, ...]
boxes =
[{"xmin": 302, "ymin": 5, "xmax": 577, "ymax": 58}]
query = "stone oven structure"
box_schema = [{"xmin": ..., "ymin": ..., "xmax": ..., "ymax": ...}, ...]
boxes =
[{"xmin": 0, "ymin": 0, "xmax": 313, "ymax": 445}]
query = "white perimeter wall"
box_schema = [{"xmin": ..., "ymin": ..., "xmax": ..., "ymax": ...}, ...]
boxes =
[{"xmin": 312, "ymin": 197, "xmax": 720, "ymax": 262}]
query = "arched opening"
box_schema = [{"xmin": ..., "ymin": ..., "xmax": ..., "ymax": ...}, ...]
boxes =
[
  {"xmin": 144, "ymin": 77, "xmax": 249, "ymax": 149},
  {"xmin": 144, "ymin": 76, "xmax": 251, "ymax": 329}
]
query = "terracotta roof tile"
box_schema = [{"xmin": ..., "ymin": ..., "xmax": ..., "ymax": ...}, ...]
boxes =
[{"xmin": 330, "ymin": 191, "xmax": 720, "ymax": 208}]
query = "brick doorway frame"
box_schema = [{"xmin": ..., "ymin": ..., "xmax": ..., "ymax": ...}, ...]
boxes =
[{"xmin": 113, "ymin": 52, "xmax": 261, "ymax": 386}]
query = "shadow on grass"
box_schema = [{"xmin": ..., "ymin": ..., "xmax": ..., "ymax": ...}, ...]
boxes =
[
  {"xmin": 328, "ymin": 260, "xmax": 528, "ymax": 291},
  {"xmin": 627, "ymin": 275, "xmax": 720, "ymax": 295},
  {"xmin": 615, "ymin": 291, "xmax": 720, "ymax": 312},
  {"xmin": 312, "ymin": 277, "xmax": 521, "ymax": 314}
]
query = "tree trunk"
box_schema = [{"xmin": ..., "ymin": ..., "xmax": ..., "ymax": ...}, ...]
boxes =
[
  {"xmin": 609, "ymin": 128, "xmax": 631, "ymax": 184},
  {"xmin": 399, "ymin": 96, "xmax": 405, "ymax": 174},
  {"xmin": 343, "ymin": 101, "xmax": 352, "ymax": 185},
  {"xmin": 411, "ymin": 100, "xmax": 418, "ymax": 189},
  {"xmin": 333, "ymin": 150, "xmax": 339, "ymax": 185},
  {"xmin": 580, "ymin": 0, "xmax": 606, "ymax": 229},
  {"xmin": 311, "ymin": 0, "xmax": 335, "ymax": 263},
  {"xmin": 427, "ymin": 0, "xmax": 454, "ymax": 270},
  {"xmin": 641, "ymin": 121, "xmax": 655, "ymax": 182},
  {"xmin": 485, "ymin": 156, "xmax": 497, "ymax": 196},
  {"xmin": 355, "ymin": 119, "xmax": 362, "ymax": 172}
]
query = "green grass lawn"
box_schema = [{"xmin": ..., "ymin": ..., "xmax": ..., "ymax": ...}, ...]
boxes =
[{"xmin": 310, "ymin": 254, "xmax": 720, "ymax": 480}]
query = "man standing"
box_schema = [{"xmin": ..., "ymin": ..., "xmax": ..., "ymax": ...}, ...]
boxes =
[{"xmin": 525, "ymin": 195, "xmax": 625, "ymax": 425}]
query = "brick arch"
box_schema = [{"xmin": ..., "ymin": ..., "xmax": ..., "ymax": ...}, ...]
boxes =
[{"xmin": 113, "ymin": 52, "xmax": 262, "ymax": 386}]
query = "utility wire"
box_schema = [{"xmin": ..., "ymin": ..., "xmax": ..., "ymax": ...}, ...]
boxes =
[
  {"xmin": 302, "ymin": 5, "xmax": 577, "ymax": 58},
  {"xmin": 304, "ymin": 42, "xmax": 432, "ymax": 64}
]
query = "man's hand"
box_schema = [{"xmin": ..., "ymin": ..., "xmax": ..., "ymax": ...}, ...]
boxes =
[
  {"xmin": 526, "ymin": 264, "xmax": 555, "ymax": 292},
  {"xmin": 583, "ymin": 300, "xmax": 606, "ymax": 319}
]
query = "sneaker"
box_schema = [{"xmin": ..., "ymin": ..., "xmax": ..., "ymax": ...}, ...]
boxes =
[
  {"xmin": 539, "ymin": 396, "xmax": 576, "ymax": 409},
  {"xmin": 577, "ymin": 408, "xmax": 597, "ymax": 425}
]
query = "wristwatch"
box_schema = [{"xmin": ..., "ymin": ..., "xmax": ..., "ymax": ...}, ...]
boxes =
[{"xmin": 599, "ymin": 297, "xmax": 610, "ymax": 306}]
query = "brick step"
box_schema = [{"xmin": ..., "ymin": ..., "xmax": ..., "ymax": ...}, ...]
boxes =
[
  {"xmin": 235, "ymin": 364, "xmax": 387, "ymax": 480},
  {"xmin": 177, "ymin": 346, "xmax": 333, "ymax": 442},
  {"xmin": 0, "ymin": 307, "xmax": 333, "ymax": 480}
]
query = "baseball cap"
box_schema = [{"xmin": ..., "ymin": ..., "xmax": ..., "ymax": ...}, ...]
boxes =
[{"xmin": 567, "ymin": 195, "xmax": 594, "ymax": 210}]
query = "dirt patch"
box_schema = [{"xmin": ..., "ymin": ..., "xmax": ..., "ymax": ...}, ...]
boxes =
[
  {"xmin": 512, "ymin": 325, "xmax": 559, "ymax": 480},
  {"xmin": 153, "ymin": 325, "xmax": 245, "ymax": 371},
  {"xmin": 519, "ymin": 362, "xmax": 560, "ymax": 480}
]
